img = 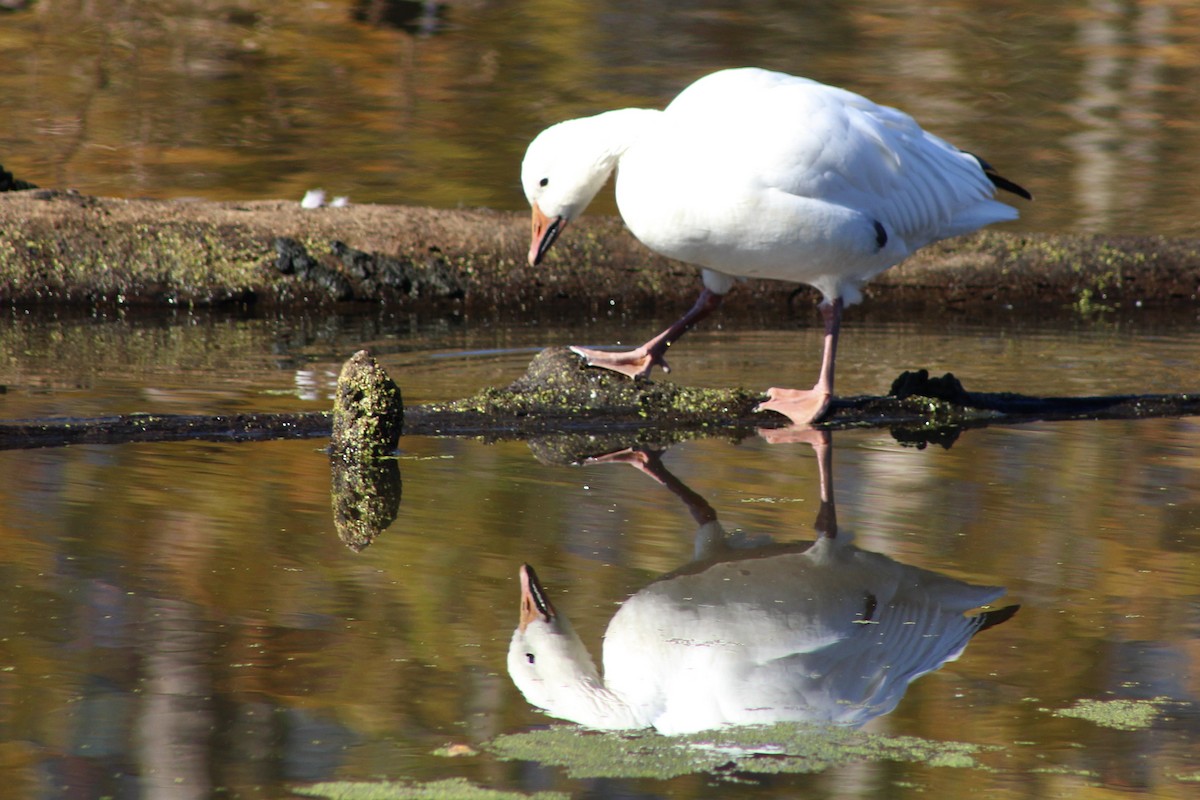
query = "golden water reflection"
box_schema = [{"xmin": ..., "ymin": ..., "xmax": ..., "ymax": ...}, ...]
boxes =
[{"xmin": 0, "ymin": 313, "xmax": 1197, "ymax": 796}]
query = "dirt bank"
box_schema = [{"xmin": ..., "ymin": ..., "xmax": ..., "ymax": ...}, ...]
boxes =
[{"xmin": 1, "ymin": 189, "xmax": 1197, "ymax": 317}]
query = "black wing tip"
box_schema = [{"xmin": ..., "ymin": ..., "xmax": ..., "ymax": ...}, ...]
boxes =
[
  {"xmin": 965, "ymin": 151, "xmax": 1033, "ymax": 201},
  {"xmin": 988, "ymin": 171, "xmax": 1033, "ymax": 202}
]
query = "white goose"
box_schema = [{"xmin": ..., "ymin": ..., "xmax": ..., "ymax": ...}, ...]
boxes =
[
  {"xmin": 522, "ymin": 67, "xmax": 1031, "ymax": 424},
  {"xmin": 508, "ymin": 434, "xmax": 1018, "ymax": 734}
]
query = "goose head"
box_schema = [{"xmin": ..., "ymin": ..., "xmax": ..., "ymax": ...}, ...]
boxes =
[
  {"xmin": 507, "ymin": 563, "xmax": 643, "ymax": 730},
  {"xmin": 521, "ymin": 109, "xmax": 660, "ymax": 266}
]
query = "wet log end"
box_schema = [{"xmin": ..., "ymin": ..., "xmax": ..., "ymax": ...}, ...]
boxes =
[{"xmin": 331, "ymin": 349, "xmax": 404, "ymax": 459}]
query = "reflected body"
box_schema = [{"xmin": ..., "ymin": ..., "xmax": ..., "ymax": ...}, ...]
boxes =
[
  {"xmin": 522, "ymin": 68, "xmax": 1030, "ymax": 424},
  {"xmin": 2, "ymin": 312, "xmax": 1199, "ymax": 796},
  {"xmin": 509, "ymin": 435, "xmax": 1018, "ymax": 733}
]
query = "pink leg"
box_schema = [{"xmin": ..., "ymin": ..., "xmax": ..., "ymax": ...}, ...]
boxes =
[
  {"xmin": 756, "ymin": 297, "xmax": 843, "ymax": 425},
  {"xmin": 571, "ymin": 288, "xmax": 724, "ymax": 378}
]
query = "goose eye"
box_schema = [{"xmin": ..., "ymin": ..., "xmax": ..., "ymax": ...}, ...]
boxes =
[
  {"xmin": 526, "ymin": 652, "xmax": 536, "ymax": 664},
  {"xmin": 538, "ymin": 178, "xmax": 549, "ymax": 187}
]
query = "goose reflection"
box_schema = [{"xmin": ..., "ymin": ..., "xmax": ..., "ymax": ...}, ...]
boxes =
[{"xmin": 508, "ymin": 431, "xmax": 1018, "ymax": 734}]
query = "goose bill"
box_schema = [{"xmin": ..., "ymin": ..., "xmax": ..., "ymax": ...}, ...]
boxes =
[
  {"xmin": 529, "ymin": 204, "xmax": 566, "ymax": 266},
  {"xmin": 519, "ymin": 563, "xmax": 556, "ymax": 631}
]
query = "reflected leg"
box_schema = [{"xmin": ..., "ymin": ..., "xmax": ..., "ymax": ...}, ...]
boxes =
[{"xmin": 585, "ymin": 448, "xmax": 717, "ymax": 526}]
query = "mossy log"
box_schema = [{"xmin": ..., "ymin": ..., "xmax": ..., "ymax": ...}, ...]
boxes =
[{"xmin": 0, "ymin": 348, "xmax": 1196, "ymax": 452}]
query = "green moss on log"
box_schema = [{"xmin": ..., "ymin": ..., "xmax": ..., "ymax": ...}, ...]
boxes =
[
  {"xmin": 331, "ymin": 349, "xmax": 403, "ymax": 459},
  {"xmin": 423, "ymin": 347, "xmax": 762, "ymax": 425}
]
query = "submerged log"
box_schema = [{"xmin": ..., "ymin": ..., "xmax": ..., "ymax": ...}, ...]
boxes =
[
  {"xmin": 0, "ymin": 411, "xmax": 332, "ymax": 450},
  {"xmin": 0, "ymin": 348, "xmax": 1196, "ymax": 452}
]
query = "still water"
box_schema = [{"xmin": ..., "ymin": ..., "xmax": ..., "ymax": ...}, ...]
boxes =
[
  {"xmin": 0, "ymin": 310, "xmax": 1197, "ymax": 798},
  {"xmin": 3, "ymin": 0, "xmax": 1200, "ymax": 237},
  {"xmin": 3, "ymin": 1, "xmax": 1200, "ymax": 794}
]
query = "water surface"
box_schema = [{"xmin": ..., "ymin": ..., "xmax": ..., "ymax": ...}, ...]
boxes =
[
  {"xmin": 0, "ymin": 312, "xmax": 1197, "ymax": 798},
  {"xmin": 3, "ymin": 2, "xmax": 1198, "ymax": 795}
]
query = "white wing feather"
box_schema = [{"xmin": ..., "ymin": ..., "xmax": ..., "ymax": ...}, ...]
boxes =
[{"xmin": 664, "ymin": 68, "xmax": 1014, "ymax": 249}]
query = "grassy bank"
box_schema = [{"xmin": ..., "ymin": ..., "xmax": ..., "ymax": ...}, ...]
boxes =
[{"xmin": 1, "ymin": 190, "xmax": 1197, "ymax": 318}]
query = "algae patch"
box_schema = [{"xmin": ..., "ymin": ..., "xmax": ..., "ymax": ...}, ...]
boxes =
[
  {"xmin": 1048, "ymin": 696, "xmax": 1174, "ymax": 731},
  {"xmin": 486, "ymin": 722, "xmax": 997, "ymax": 780},
  {"xmin": 294, "ymin": 777, "xmax": 568, "ymax": 800}
]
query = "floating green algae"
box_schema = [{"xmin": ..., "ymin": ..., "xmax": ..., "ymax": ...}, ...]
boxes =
[
  {"xmin": 294, "ymin": 777, "xmax": 569, "ymax": 800},
  {"xmin": 486, "ymin": 722, "xmax": 997, "ymax": 781},
  {"xmin": 1028, "ymin": 766, "xmax": 1100, "ymax": 779},
  {"xmin": 1049, "ymin": 697, "xmax": 1174, "ymax": 731}
]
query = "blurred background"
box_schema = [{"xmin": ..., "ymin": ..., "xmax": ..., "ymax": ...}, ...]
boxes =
[{"xmin": 2, "ymin": 0, "xmax": 1199, "ymax": 236}]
